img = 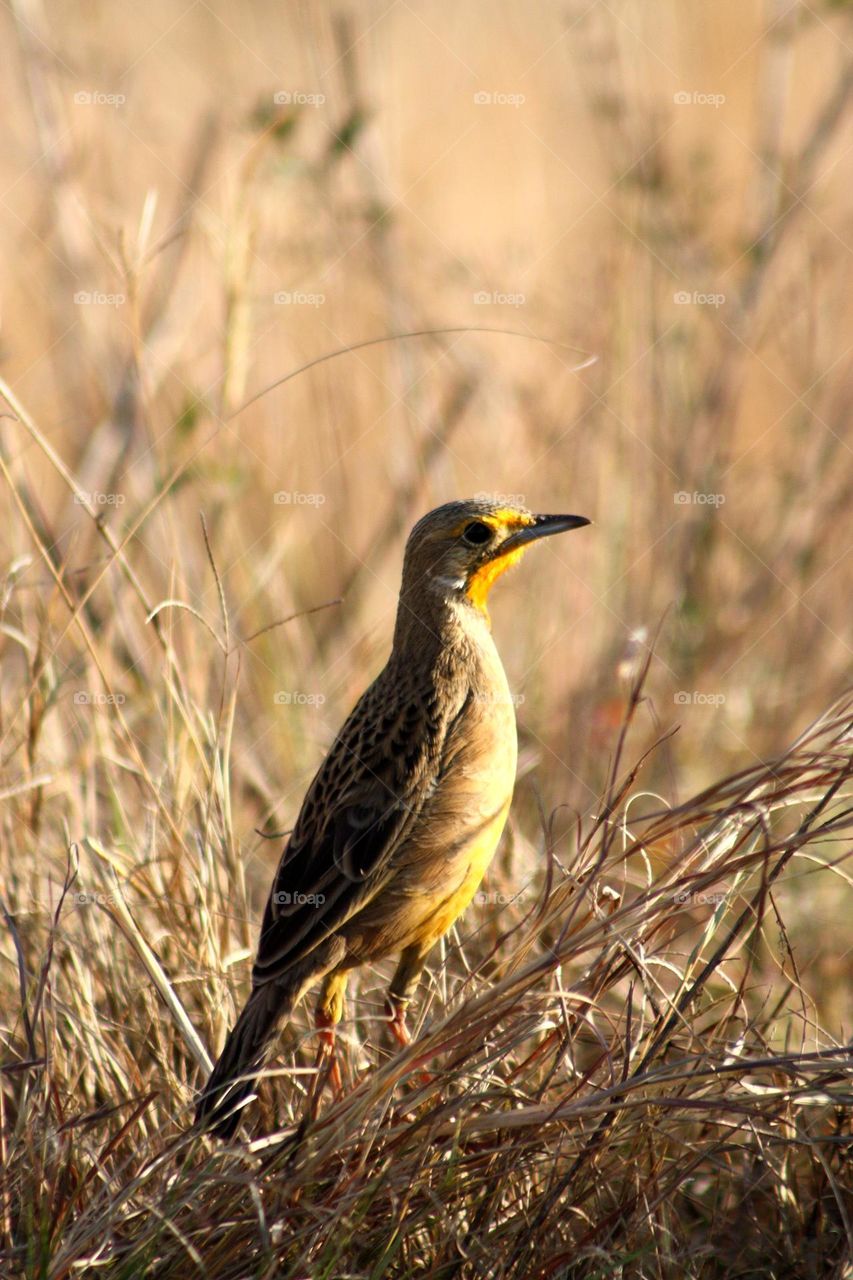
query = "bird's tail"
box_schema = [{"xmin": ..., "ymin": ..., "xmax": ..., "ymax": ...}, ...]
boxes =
[{"xmin": 195, "ymin": 981, "xmax": 297, "ymax": 1139}]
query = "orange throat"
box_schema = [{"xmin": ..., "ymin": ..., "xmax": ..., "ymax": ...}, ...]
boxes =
[{"xmin": 465, "ymin": 547, "xmax": 527, "ymax": 619}]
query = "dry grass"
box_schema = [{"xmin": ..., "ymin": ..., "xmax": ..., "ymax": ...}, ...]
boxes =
[{"xmin": 1, "ymin": 2, "xmax": 852, "ymax": 1277}]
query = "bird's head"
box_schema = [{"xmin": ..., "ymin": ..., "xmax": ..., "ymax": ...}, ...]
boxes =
[{"xmin": 398, "ymin": 498, "xmax": 590, "ymax": 626}]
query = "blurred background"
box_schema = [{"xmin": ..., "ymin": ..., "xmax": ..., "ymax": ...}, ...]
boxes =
[{"xmin": 1, "ymin": 2, "xmax": 851, "ymax": 1013}]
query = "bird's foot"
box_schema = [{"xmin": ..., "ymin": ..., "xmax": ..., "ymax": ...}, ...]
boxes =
[
  {"xmin": 386, "ymin": 993, "xmax": 412, "ymax": 1048},
  {"xmin": 386, "ymin": 994, "xmax": 437, "ymax": 1086}
]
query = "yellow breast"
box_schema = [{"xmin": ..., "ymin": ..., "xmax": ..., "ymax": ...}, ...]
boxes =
[
  {"xmin": 393, "ymin": 656, "xmax": 519, "ymax": 947},
  {"xmin": 411, "ymin": 793, "xmax": 513, "ymax": 946}
]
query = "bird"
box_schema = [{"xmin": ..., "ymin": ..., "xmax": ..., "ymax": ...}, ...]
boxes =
[{"xmin": 195, "ymin": 498, "xmax": 590, "ymax": 1138}]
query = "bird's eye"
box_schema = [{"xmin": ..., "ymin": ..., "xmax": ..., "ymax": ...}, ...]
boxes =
[{"xmin": 462, "ymin": 521, "xmax": 493, "ymax": 546}]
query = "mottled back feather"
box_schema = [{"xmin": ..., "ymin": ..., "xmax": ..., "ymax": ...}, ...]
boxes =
[{"xmin": 251, "ymin": 652, "xmax": 472, "ymax": 983}]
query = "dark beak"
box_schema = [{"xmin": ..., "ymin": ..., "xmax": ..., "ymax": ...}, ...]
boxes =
[{"xmin": 500, "ymin": 512, "xmax": 591, "ymax": 553}]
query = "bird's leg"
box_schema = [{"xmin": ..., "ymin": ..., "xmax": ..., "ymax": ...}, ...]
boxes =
[
  {"xmin": 387, "ymin": 942, "xmax": 430, "ymax": 1049},
  {"xmin": 314, "ymin": 1008, "xmax": 343, "ymax": 1095},
  {"xmin": 386, "ymin": 944, "xmax": 437, "ymax": 1095},
  {"xmin": 307, "ymin": 972, "xmax": 347, "ymax": 1117}
]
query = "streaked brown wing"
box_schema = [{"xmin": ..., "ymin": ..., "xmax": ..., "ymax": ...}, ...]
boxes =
[
  {"xmin": 250, "ymin": 677, "xmax": 470, "ymax": 985},
  {"xmin": 252, "ymin": 786, "xmax": 417, "ymax": 981}
]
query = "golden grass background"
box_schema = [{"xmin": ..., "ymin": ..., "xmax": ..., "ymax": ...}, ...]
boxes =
[{"xmin": 1, "ymin": 2, "xmax": 852, "ymax": 1276}]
